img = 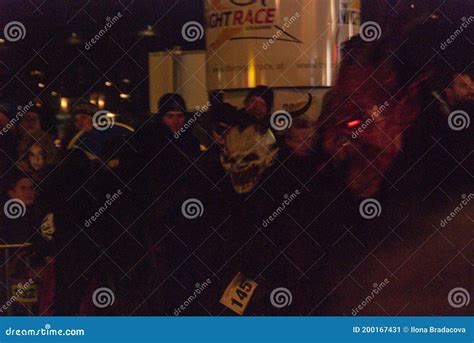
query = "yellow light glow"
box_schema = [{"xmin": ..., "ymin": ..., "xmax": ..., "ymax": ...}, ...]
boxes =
[
  {"xmin": 119, "ymin": 93, "xmax": 130, "ymax": 99},
  {"xmin": 98, "ymin": 98, "xmax": 105, "ymax": 109},
  {"xmin": 248, "ymin": 51, "xmax": 256, "ymax": 88},
  {"xmin": 60, "ymin": 97, "xmax": 68, "ymax": 112}
]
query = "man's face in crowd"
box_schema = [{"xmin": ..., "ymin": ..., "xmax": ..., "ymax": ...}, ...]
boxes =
[
  {"xmin": 20, "ymin": 111, "xmax": 41, "ymax": 134},
  {"xmin": 8, "ymin": 177, "xmax": 36, "ymax": 206},
  {"xmin": 445, "ymin": 73, "xmax": 474, "ymax": 107},
  {"xmin": 284, "ymin": 125, "xmax": 315, "ymax": 157},
  {"xmin": 162, "ymin": 111, "xmax": 185, "ymax": 133},
  {"xmin": 245, "ymin": 96, "xmax": 269, "ymax": 121},
  {"xmin": 74, "ymin": 113, "xmax": 93, "ymax": 132},
  {"xmin": 28, "ymin": 144, "xmax": 45, "ymax": 171}
]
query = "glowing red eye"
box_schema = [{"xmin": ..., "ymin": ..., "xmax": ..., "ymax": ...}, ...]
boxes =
[{"xmin": 346, "ymin": 119, "xmax": 362, "ymax": 128}]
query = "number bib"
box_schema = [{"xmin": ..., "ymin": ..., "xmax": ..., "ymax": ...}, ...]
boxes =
[
  {"xmin": 219, "ymin": 272, "xmax": 258, "ymax": 315},
  {"xmin": 11, "ymin": 283, "xmax": 37, "ymax": 303}
]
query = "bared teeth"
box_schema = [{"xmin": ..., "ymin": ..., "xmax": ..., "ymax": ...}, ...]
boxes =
[{"xmin": 230, "ymin": 167, "xmax": 260, "ymax": 192}]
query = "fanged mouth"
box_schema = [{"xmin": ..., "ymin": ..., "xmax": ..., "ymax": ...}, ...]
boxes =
[{"xmin": 230, "ymin": 167, "xmax": 260, "ymax": 193}]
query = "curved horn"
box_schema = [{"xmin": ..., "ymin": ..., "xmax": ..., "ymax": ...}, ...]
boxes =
[{"xmin": 289, "ymin": 93, "xmax": 312, "ymax": 117}]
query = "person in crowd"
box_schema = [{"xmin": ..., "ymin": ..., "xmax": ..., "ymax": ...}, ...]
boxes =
[
  {"xmin": 50, "ymin": 121, "xmax": 150, "ymax": 315},
  {"xmin": 274, "ymin": 116, "xmax": 327, "ymax": 194},
  {"xmin": 71, "ymin": 103, "xmax": 95, "ymax": 133},
  {"xmin": 62, "ymin": 102, "xmax": 98, "ymax": 151},
  {"xmin": 17, "ymin": 141, "xmax": 53, "ymax": 184},
  {"xmin": 18, "ymin": 110, "xmax": 41, "ymax": 135},
  {"xmin": 45, "ymin": 146, "xmax": 99, "ymax": 315},
  {"xmin": 130, "ymin": 93, "xmax": 200, "ymax": 198},
  {"xmin": 17, "ymin": 106, "xmax": 58, "ymax": 167},
  {"xmin": 148, "ymin": 92, "xmax": 354, "ymax": 316},
  {"xmin": 158, "ymin": 93, "xmax": 201, "ymax": 155},
  {"xmin": 433, "ymin": 72, "xmax": 474, "ymax": 114},
  {"xmin": 283, "ymin": 117, "xmax": 316, "ymax": 158},
  {"xmin": 83, "ymin": 136, "xmax": 156, "ymax": 315},
  {"xmin": 0, "ymin": 169, "xmax": 51, "ymax": 315},
  {"xmin": 244, "ymin": 85, "xmax": 274, "ymax": 123},
  {"xmin": 444, "ymin": 72, "xmax": 473, "ymax": 107},
  {"xmin": 0, "ymin": 169, "xmax": 40, "ymax": 244}
]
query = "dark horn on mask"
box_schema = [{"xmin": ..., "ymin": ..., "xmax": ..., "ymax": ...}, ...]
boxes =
[{"xmin": 288, "ymin": 93, "xmax": 312, "ymax": 117}]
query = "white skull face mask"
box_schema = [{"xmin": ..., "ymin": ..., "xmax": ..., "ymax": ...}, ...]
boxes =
[{"xmin": 220, "ymin": 125, "xmax": 279, "ymax": 194}]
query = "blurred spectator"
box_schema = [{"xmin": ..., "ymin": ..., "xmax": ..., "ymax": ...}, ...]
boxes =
[
  {"xmin": 158, "ymin": 93, "xmax": 187, "ymax": 133},
  {"xmin": 436, "ymin": 72, "xmax": 474, "ymax": 113},
  {"xmin": 153, "ymin": 92, "xmax": 201, "ymax": 158},
  {"xmin": 244, "ymin": 85, "xmax": 274, "ymax": 122},
  {"xmin": 0, "ymin": 168, "xmax": 49, "ymax": 315},
  {"xmin": 18, "ymin": 110, "xmax": 41, "ymax": 135},
  {"xmin": 276, "ymin": 117, "xmax": 322, "ymax": 186},
  {"xmin": 71, "ymin": 103, "xmax": 96, "ymax": 133},
  {"xmin": 17, "ymin": 107, "xmax": 58, "ymax": 167},
  {"xmin": 209, "ymin": 102, "xmax": 238, "ymax": 147},
  {"xmin": 17, "ymin": 142, "xmax": 51, "ymax": 183},
  {"xmin": 63, "ymin": 103, "xmax": 98, "ymax": 151},
  {"xmin": 284, "ymin": 117, "xmax": 316, "ymax": 158},
  {"xmin": 0, "ymin": 169, "xmax": 40, "ymax": 244}
]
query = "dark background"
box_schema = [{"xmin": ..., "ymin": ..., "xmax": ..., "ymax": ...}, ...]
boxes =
[{"xmin": 0, "ymin": 0, "xmax": 472, "ymax": 116}]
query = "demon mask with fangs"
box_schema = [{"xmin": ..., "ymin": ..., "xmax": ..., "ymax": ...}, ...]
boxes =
[{"xmin": 220, "ymin": 125, "xmax": 278, "ymax": 194}]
